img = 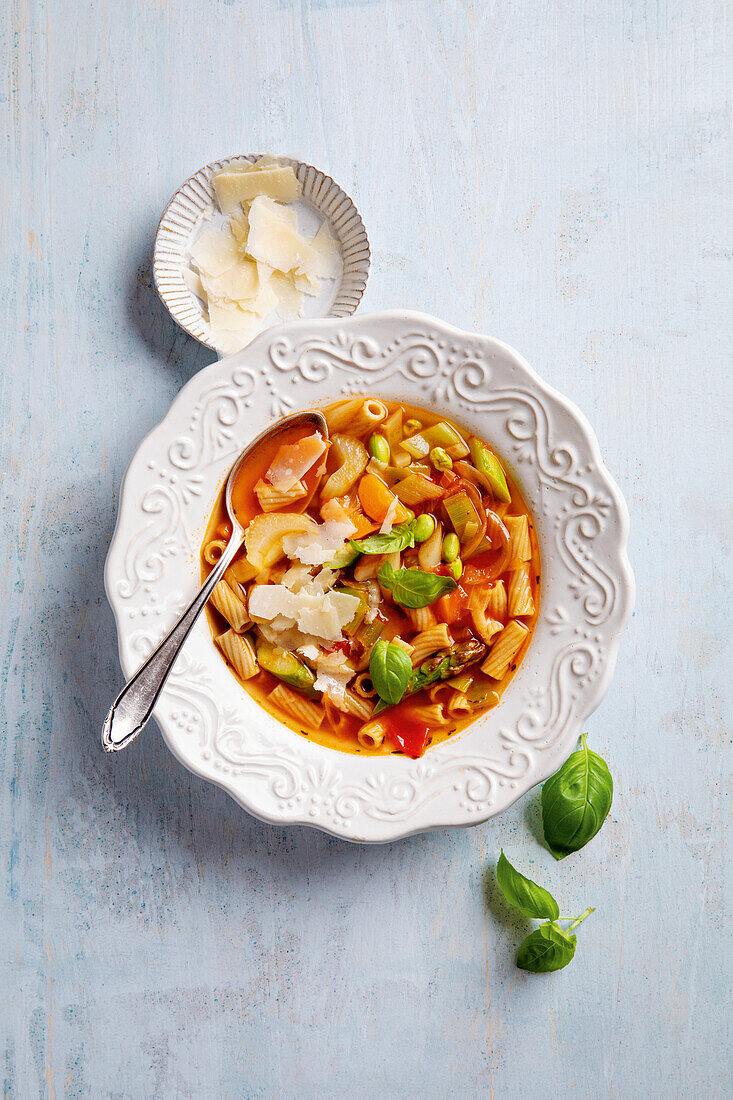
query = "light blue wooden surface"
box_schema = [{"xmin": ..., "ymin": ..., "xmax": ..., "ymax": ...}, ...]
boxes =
[{"xmin": 1, "ymin": 1, "xmax": 730, "ymax": 1096}]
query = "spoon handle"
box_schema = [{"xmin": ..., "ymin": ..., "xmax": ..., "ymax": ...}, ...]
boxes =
[{"xmin": 102, "ymin": 532, "xmax": 244, "ymax": 752}]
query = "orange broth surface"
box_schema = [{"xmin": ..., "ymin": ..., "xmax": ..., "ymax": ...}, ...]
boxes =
[{"xmin": 202, "ymin": 399, "xmax": 541, "ymax": 757}]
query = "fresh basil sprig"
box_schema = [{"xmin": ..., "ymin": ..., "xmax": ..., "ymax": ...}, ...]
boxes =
[
  {"xmin": 517, "ymin": 921, "xmax": 578, "ymax": 973},
  {"xmin": 378, "ymin": 562, "xmax": 457, "ymax": 609},
  {"xmin": 541, "ymin": 734, "xmax": 613, "ymax": 859},
  {"xmin": 495, "ymin": 853, "xmax": 594, "ymax": 973},
  {"xmin": 496, "ymin": 851, "xmax": 559, "ymax": 920},
  {"xmin": 369, "ymin": 639, "xmax": 412, "ymax": 706},
  {"xmin": 351, "ymin": 522, "xmax": 416, "ymax": 556}
]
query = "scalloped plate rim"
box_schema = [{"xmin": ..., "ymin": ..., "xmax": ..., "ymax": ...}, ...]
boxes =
[{"xmin": 104, "ymin": 309, "xmax": 635, "ymax": 843}]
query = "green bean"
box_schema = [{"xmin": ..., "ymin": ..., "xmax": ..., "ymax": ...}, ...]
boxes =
[
  {"xmin": 442, "ymin": 533, "xmax": 460, "ymax": 562},
  {"xmin": 412, "ymin": 514, "xmax": 436, "ymax": 543},
  {"xmin": 368, "ymin": 434, "xmax": 390, "ymax": 464}
]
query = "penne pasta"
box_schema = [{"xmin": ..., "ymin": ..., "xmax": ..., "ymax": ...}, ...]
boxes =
[
  {"xmin": 381, "ymin": 408, "xmax": 403, "ymax": 455},
  {"xmin": 405, "ymin": 605, "xmax": 438, "ymax": 632},
  {"xmin": 508, "ymin": 563, "xmax": 535, "ymax": 616},
  {"xmin": 339, "ymin": 689, "xmax": 375, "ymax": 721},
  {"xmin": 269, "ymin": 684, "xmax": 324, "ymax": 728},
  {"xmin": 477, "ymin": 579, "xmax": 507, "ymax": 621},
  {"xmin": 470, "ymin": 608, "xmax": 504, "ymax": 645},
  {"xmin": 407, "ymin": 702, "xmax": 444, "ymax": 725},
  {"xmin": 447, "ymin": 691, "xmax": 473, "ymax": 715},
  {"xmin": 353, "ymin": 672, "xmax": 377, "ymax": 698},
  {"xmin": 254, "ymin": 477, "xmax": 307, "ymax": 512},
  {"xmin": 227, "ymin": 557, "xmax": 259, "ymax": 584},
  {"xmin": 410, "ymin": 624, "xmax": 452, "ymax": 667},
  {"xmin": 203, "ymin": 538, "xmax": 228, "ymax": 565},
  {"xmin": 390, "ymin": 636, "xmax": 414, "ymax": 656},
  {"xmin": 216, "ymin": 629, "xmax": 258, "ymax": 680},
  {"xmin": 325, "ymin": 398, "xmax": 387, "ymax": 435},
  {"xmin": 209, "ymin": 579, "xmax": 250, "ymax": 631},
  {"xmin": 481, "ymin": 620, "xmax": 530, "ymax": 680},
  {"xmin": 505, "ymin": 514, "xmax": 532, "ymax": 561},
  {"xmin": 357, "ymin": 718, "xmax": 387, "ymax": 749}
]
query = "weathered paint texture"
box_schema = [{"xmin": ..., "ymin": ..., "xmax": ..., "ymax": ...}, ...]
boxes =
[{"xmin": 1, "ymin": 1, "xmax": 730, "ymax": 1097}]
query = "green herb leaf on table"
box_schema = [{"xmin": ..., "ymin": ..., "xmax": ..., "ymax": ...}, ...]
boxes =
[
  {"xmin": 496, "ymin": 851, "xmax": 560, "ymax": 920},
  {"xmin": 541, "ymin": 734, "xmax": 613, "ymax": 859},
  {"xmin": 351, "ymin": 522, "xmax": 416, "ymax": 556},
  {"xmin": 516, "ymin": 922, "xmax": 577, "ymax": 973},
  {"xmin": 368, "ymin": 639, "xmax": 413, "ymax": 706},
  {"xmin": 378, "ymin": 562, "xmax": 457, "ymax": 609}
]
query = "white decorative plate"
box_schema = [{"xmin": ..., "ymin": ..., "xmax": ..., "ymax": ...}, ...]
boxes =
[{"xmin": 106, "ymin": 311, "xmax": 634, "ymax": 843}]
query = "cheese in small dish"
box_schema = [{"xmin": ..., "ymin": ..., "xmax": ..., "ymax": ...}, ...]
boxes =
[{"xmin": 185, "ymin": 156, "xmax": 341, "ymax": 355}]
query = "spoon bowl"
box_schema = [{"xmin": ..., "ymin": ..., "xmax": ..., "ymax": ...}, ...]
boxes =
[{"xmin": 102, "ymin": 409, "xmax": 329, "ymax": 752}]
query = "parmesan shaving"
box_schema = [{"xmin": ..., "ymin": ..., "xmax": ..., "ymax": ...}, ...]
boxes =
[
  {"xmin": 212, "ymin": 165, "xmax": 301, "ymax": 213},
  {"xmin": 267, "ymin": 433, "xmax": 327, "ymax": 492},
  {"xmin": 185, "ymin": 155, "xmax": 342, "ymax": 355},
  {"xmin": 248, "ymin": 581, "xmax": 360, "ymax": 642},
  {"xmin": 282, "ymin": 519, "xmax": 356, "ymax": 566},
  {"xmin": 379, "ymin": 496, "xmax": 399, "ymax": 534}
]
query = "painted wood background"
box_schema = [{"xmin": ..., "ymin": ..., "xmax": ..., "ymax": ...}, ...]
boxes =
[{"xmin": 1, "ymin": 1, "xmax": 730, "ymax": 1096}]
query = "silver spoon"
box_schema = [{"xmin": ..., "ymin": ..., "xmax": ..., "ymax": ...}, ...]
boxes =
[{"xmin": 102, "ymin": 409, "xmax": 329, "ymax": 752}]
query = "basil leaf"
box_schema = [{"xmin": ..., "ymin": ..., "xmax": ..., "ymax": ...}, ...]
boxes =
[
  {"xmin": 496, "ymin": 851, "xmax": 560, "ymax": 920},
  {"xmin": 516, "ymin": 922, "xmax": 577, "ymax": 973},
  {"xmin": 369, "ymin": 639, "xmax": 413, "ymax": 706},
  {"xmin": 351, "ymin": 522, "xmax": 416, "ymax": 556},
  {"xmin": 372, "ymin": 655, "xmax": 451, "ymax": 715},
  {"xmin": 378, "ymin": 562, "xmax": 457, "ymax": 609},
  {"xmin": 541, "ymin": 734, "xmax": 613, "ymax": 859}
]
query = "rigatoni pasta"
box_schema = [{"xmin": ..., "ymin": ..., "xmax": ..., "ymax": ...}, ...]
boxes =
[{"xmin": 202, "ymin": 397, "xmax": 540, "ymax": 758}]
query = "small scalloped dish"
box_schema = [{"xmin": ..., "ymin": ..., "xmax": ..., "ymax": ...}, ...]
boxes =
[
  {"xmin": 153, "ymin": 154, "xmax": 370, "ymax": 353},
  {"xmin": 105, "ymin": 311, "xmax": 634, "ymax": 843}
]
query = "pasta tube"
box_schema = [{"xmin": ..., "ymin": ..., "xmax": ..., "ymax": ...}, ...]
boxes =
[
  {"xmin": 203, "ymin": 538, "xmax": 228, "ymax": 565},
  {"xmin": 353, "ymin": 672, "xmax": 378, "ymax": 698},
  {"xmin": 254, "ymin": 478, "xmax": 307, "ymax": 512},
  {"xmin": 269, "ymin": 684, "xmax": 324, "ymax": 728},
  {"xmin": 325, "ymin": 398, "xmax": 387, "ymax": 434},
  {"xmin": 505, "ymin": 514, "xmax": 532, "ymax": 562},
  {"xmin": 381, "ymin": 408, "xmax": 403, "ymax": 455},
  {"xmin": 481, "ymin": 621, "xmax": 530, "ymax": 680},
  {"xmin": 209, "ymin": 579, "xmax": 249, "ymax": 631},
  {"xmin": 216, "ymin": 629, "xmax": 258, "ymax": 680},
  {"xmin": 405, "ymin": 606, "xmax": 437, "ymax": 632},
  {"xmin": 485, "ymin": 580, "xmax": 508, "ymax": 620},
  {"xmin": 357, "ymin": 718, "xmax": 387, "ymax": 748},
  {"xmin": 407, "ymin": 702, "xmax": 445, "ymax": 725},
  {"xmin": 447, "ymin": 691, "xmax": 472, "ymax": 715},
  {"xmin": 470, "ymin": 608, "xmax": 504, "ymax": 645},
  {"xmin": 227, "ymin": 557, "xmax": 259, "ymax": 584},
  {"xmin": 410, "ymin": 624, "xmax": 452, "ymax": 667},
  {"xmin": 508, "ymin": 564, "xmax": 535, "ymax": 617},
  {"xmin": 339, "ymin": 689, "xmax": 375, "ymax": 721}
]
